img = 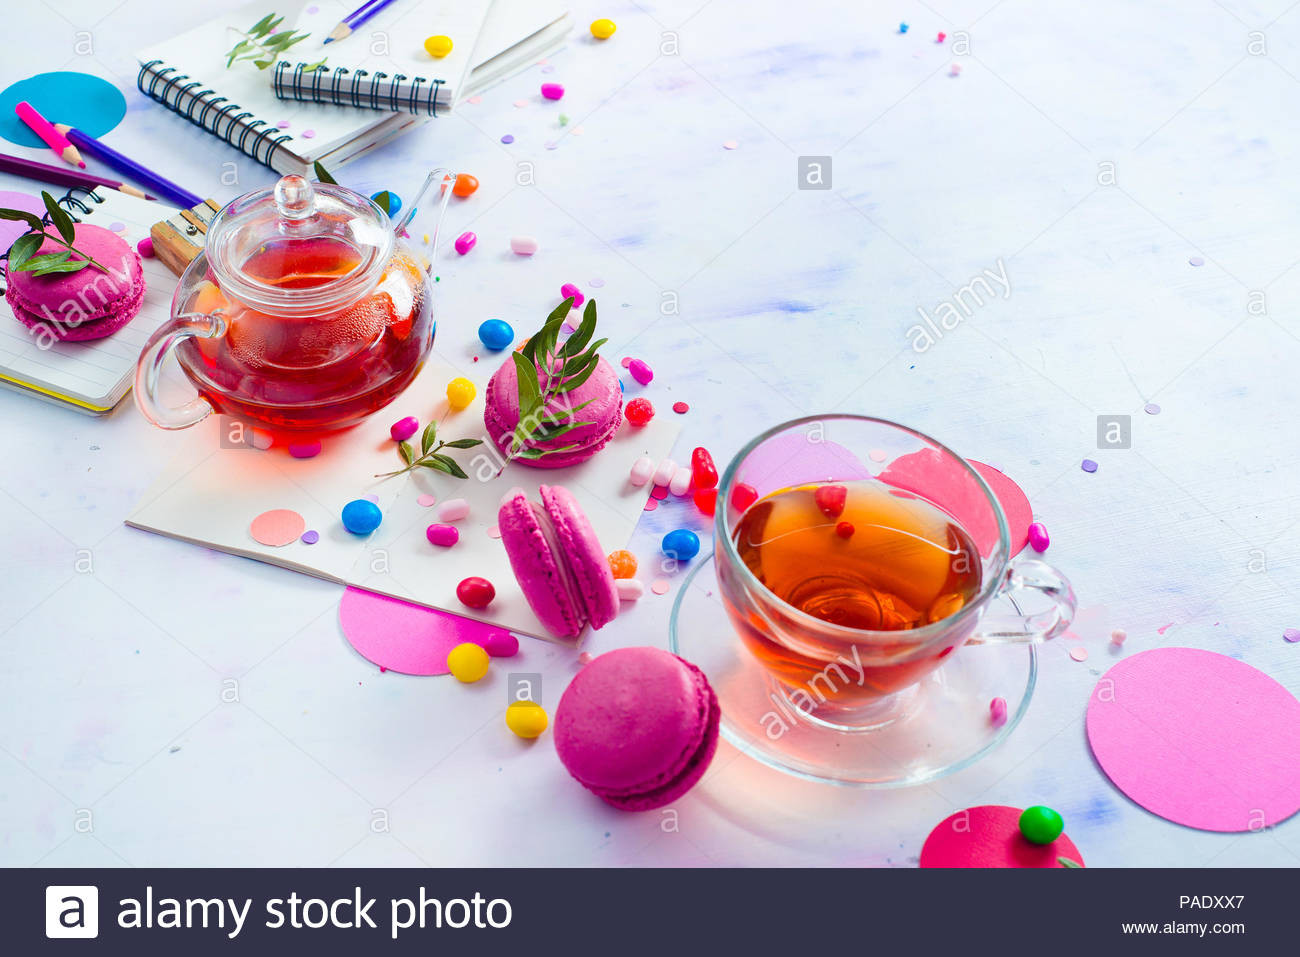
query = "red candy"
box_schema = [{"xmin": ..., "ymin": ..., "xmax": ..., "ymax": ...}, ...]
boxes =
[
  {"xmin": 835, "ymin": 521, "xmax": 855, "ymax": 539},
  {"xmin": 730, "ymin": 482, "xmax": 758, "ymax": 513},
  {"xmin": 456, "ymin": 576, "xmax": 496, "ymax": 609},
  {"xmin": 672, "ymin": 401, "xmax": 690, "ymax": 414},
  {"xmin": 693, "ymin": 487, "xmax": 717, "ymax": 516},
  {"xmin": 690, "ymin": 447, "xmax": 718, "ymax": 490},
  {"xmin": 815, "ymin": 484, "xmax": 847, "ymax": 518},
  {"xmin": 625, "ymin": 398, "xmax": 655, "ymax": 427}
]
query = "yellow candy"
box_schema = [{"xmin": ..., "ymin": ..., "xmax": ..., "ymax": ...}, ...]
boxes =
[
  {"xmin": 424, "ymin": 35, "xmax": 453, "ymax": 58},
  {"xmin": 446, "ymin": 642, "xmax": 489, "ymax": 682},
  {"xmin": 590, "ymin": 18, "xmax": 616, "ymax": 39},
  {"xmin": 506, "ymin": 700, "xmax": 549, "ymax": 738},
  {"xmin": 446, "ymin": 376, "xmax": 476, "ymax": 410}
]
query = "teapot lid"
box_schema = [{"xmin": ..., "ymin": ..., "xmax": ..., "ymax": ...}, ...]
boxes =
[{"xmin": 205, "ymin": 174, "xmax": 395, "ymax": 315}]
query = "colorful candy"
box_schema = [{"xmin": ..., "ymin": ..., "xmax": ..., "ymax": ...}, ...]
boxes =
[
  {"xmin": 899, "ymin": 22, "xmax": 909, "ymax": 33},
  {"xmin": 136, "ymin": 237, "xmax": 154, "ymax": 258},
  {"xmin": 560, "ymin": 282, "xmax": 585, "ymax": 308},
  {"xmin": 667, "ymin": 467, "xmax": 691, "ymax": 497},
  {"xmin": 452, "ymin": 173, "xmax": 478, "ymax": 197},
  {"xmin": 1018, "ymin": 806, "xmax": 1064, "ymax": 845},
  {"xmin": 341, "ymin": 499, "xmax": 382, "ymax": 535},
  {"xmin": 989, "ymin": 696, "xmax": 1008, "ymax": 727},
  {"xmin": 1110, "ymin": 629, "xmax": 1127, "ymax": 645},
  {"xmin": 456, "ymin": 576, "xmax": 496, "ymax": 609},
  {"xmin": 478, "ymin": 318, "xmax": 514, "ymax": 351},
  {"xmin": 437, "ymin": 498, "xmax": 470, "ymax": 522},
  {"xmin": 590, "ymin": 18, "xmax": 617, "ymax": 39},
  {"xmin": 814, "ymin": 484, "xmax": 847, "ymax": 518},
  {"xmin": 625, "ymin": 397, "xmax": 655, "ymax": 426},
  {"xmin": 607, "ymin": 549, "xmax": 638, "ymax": 579},
  {"xmin": 626, "ymin": 358, "xmax": 654, "ymax": 385},
  {"xmin": 506, "ymin": 700, "xmax": 549, "ymax": 738},
  {"xmin": 370, "ymin": 190, "xmax": 401, "ymax": 216},
  {"xmin": 693, "ymin": 487, "xmax": 717, "ymax": 516},
  {"xmin": 615, "ymin": 579, "xmax": 644, "ymax": 601},
  {"xmin": 510, "ymin": 235, "xmax": 539, "ymax": 255},
  {"xmin": 731, "ymin": 482, "xmax": 758, "ymax": 513},
  {"xmin": 390, "ymin": 416, "xmax": 419, "ymax": 441},
  {"xmin": 446, "ymin": 377, "xmax": 476, "ymax": 410},
  {"xmin": 661, "ymin": 528, "xmax": 700, "ymax": 561},
  {"xmin": 424, "ymin": 35, "xmax": 453, "ymax": 58},
  {"xmin": 541, "ymin": 82, "xmax": 565, "ymax": 100},
  {"xmin": 690, "ymin": 448, "xmax": 718, "ymax": 489},
  {"xmin": 629, "ymin": 456, "xmax": 655, "ymax": 486},
  {"xmin": 835, "ymin": 521, "xmax": 855, "ymax": 539},
  {"xmin": 426, "ymin": 523, "xmax": 460, "ymax": 547},
  {"xmin": 1027, "ymin": 521, "xmax": 1050, "ymax": 552},
  {"xmin": 288, "ymin": 439, "xmax": 321, "ymax": 459},
  {"xmin": 454, "ymin": 230, "xmax": 477, "ymax": 255},
  {"xmin": 483, "ymin": 632, "xmax": 519, "ymax": 657},
  {"xmin": 447, "ymin": 642, "xmax": 490, "ymax": 682},
  {"xmin": 651, "ymin": 459, "xmax": 677, "ymax": 487}
]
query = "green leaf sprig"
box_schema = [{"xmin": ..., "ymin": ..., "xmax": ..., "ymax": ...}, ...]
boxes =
[
  {"xmin": 0, "ymin": 192, "xmax": 108, "ymax": 278},
  {"xmin": 375, "ymin": 420, "xmax": 483, "ymax": 480},
  {"xmin": 226, "ymin": 13, "xmax": 324, "ymax": 71},
  {"xmin": 508, "ymin": 297, "xmax": 607, "ymax": 462}
]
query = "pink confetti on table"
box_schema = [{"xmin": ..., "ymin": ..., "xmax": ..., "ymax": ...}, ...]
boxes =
[
  {"xmin": 868, "ymin": 448, "xmax": 888, "ymax": 462},
  {"xmin": 487, "ymin": 525, "xmax": 501, "ymax": 539},
  {"xmin": 651, "ymin": 485, "xmax": 669, "ymax": 500},
  {"xmin": 1144, "ymin": 403, "xmax": 1161, "ymax": 415},
  {"xmin": 1284, "ymin": 628, "xmax": 1300, "ymax": 643},
  {"xmin": 277, "ymin": 120, "xmax": 291, "ymax": 129},
  {"xmin": 249, "ymin": 509, "xmax": 306, "ymax": 547},
  {"xmin": 1188, "ymin": 256, "xmax": 1205, "ymax": 266},
  {"xmin": 417, "ymin": 493, "xmax": 436, "ymax": 507},
  {"xmin": 621, "ymin": 356, "xmax": 633, "ymax": 368},
  {"xmin": 501, "ymin": 134, "xmax": 515, "ymax": 144},
  {"xmin": 108, "ymin": 221, "xmax": 125, "ymax": 233},
  {"xmin": 651, "ymin": 579, "xmax": 671, "ymax": 595},
  {"xmin": 1070, "ymin": 646, "xmax": 1089, "ymax": 662},
  {"xmin": 722, "ymin": 140, "xmax": 738, "ymax": 150},
  {"xmin": 301, "ymin": 129, "xmax": 316, "ymax": 138},
  {"xmin": 301, "ymin": 530, "xmax": 319, "ymax": 544},
  {"xmin": 589, "ymin": 278, "xmax": 605, "ymax": 288},
  {"xmin": 364, "ymin": 493, "xmax": 379, "ymax": 503},
  {"xmin": 672, "ymin": 401, "xmax": 689, "ymax": 414},
  {"xmin": 541, "ymin": 65, "xmax": 556, "ymax": 74},
  {"xmin": 643, "ymin": 498, "xmax": 658, "ymax": 511},
  {"xmin": 1157, "ymin": 622, "xmax": 1173, "ymax": 635},
  {"xmin": 514, "ymin": 99, "xmax": 528, "ymax": 107},
  {"xmin": 466, "ymin": 96, "xmax": 482, "ymax": 104}
]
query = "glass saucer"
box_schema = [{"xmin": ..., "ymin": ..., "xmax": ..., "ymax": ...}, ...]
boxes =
[{"xmin": 668, "ymin": 555, "xmax": 1036, "ymax": 788}]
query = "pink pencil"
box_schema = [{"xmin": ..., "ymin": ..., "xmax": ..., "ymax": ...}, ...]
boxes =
[{"xmin": 15, "ymin": 101, "xmax": 85, "ymax": 168}]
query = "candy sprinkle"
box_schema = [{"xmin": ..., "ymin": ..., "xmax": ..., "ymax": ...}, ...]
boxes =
[
  {"xmin": 651, "ymin": 579, "xmax": 671, "ymax": 595},
  {"xmin": 723, "ymin": 140, "xmax": 739, "ymax": 150},
  {"xmin": 541, "ymin": 83, "xmax": 565, "ymax": 100},
  {"xmin": 501, "ymin": 134, "xmax": 515, "ymax": 144},
  {"xmin": 643, "ymin": 498, "xmax": 658, "ymax": 511},
  {"xmin": 417, "ymin": 494, "xmax": 437, "ymax": 507},
  {"xmin": 1144, "ymin": 403, "xmax": 1161, "ymax": 415},
  {"xmin": 1070, "ymin": 646, "xmax": 1089, "ymax": 662},
  {"xmin": 301, "ymin": 530, "xmax": 319, "ymax": 545},
  {"xmin": 1189, "ymin": 256, "xmax": 1205, "ymax": 267},
  {"xmin": 672, "ymin": 401, "xmax": 690, "ymax": 414},
  {"xmin": 1284, "ymin": 628, "xmax": 1300, "ymax": 643},
  {"xmin": 1111, "ymin": 629, "xmax": 1127, "ymax": 645},
  {"xmin": 1081, "ymin": 459, "xmax": 1098, "ymax": 473}
]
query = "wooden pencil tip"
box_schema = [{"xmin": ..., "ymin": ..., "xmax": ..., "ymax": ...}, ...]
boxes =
[{"xmin": 325, "ymin": 22, "xmax": 352, "ymax": 42}]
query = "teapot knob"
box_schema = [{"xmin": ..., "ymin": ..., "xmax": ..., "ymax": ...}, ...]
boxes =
[{"xmin": 274, "ymin": 174, "xmax": 316, "ymax": 222}]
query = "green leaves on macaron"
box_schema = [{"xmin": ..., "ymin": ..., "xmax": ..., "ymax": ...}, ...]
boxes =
[
  {"xmin": 1, "ymin": 192, "xmax": 108, "ymax": 278},
  {"xmin": 509, "ymin": 298, "xmax": 605, "ymax": 460}
]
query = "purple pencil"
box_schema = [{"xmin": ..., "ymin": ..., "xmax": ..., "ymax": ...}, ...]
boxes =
[
  {"xmin": 323, "ymin": 0, "xmax": 401, "ymax": 44},
  {"xmin": 0, "ymin": 150, "xmax": 154, "ymax": 200},
  {"xmin": 53, "ymin": 124, "xmax": 202, "ymax": 210}
]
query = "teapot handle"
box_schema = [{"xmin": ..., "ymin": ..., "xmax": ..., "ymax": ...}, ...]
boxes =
[
  {"xmin": 133, "ymin": 311, "xmax": 225, "ymax": 429},
  {"xmin": 395, "ymin": 167, "xmax": 458, "ymax": 270}
]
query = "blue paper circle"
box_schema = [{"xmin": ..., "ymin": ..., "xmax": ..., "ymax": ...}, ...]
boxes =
[{"xmin": 0, "ymin": 72, "xmax": 127, "ymax": 149}]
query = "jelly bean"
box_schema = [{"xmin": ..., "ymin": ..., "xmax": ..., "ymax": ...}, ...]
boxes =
[
  {"xmin": 452, "ymin": 173, "xmax": 478, "ymax": 197},
  {"xmin": 731, "ymin": 482, "xmax": 758, "ymax": 513},
  {"xmin": 510, "ymin": 235, "xmax": 539, "ymax": 255},
  {"xmin": 341, "ymin": 499, "xmax": 382, "ymax": 535},
  {"xmin": 447, "ymin": 642, "xmax": 490, "ymax": 682},
  {"xmin": 438, "ymin": 498, "xmax": 470, "ymax": 521},
  {"xmin": 629, "ymin": 456, "xmax": 655, "ymax": 487},
  {"xmin": 989, "ymin": 696, "xmax": 1008, "ymax": 727},
  {"xmin": 690, "ymin": 447, "xmax": 718, "ymax": 489},
  {"xmin": 835, "ymin": 521, "xmax": 855, "ymax": 539},
  {"xmin": 1027, "ymin": 521, "xmax": 1050, "ymax": 552},
  {"xmin": 1018, "ymin": 806, "xmax": 1064, "ymax": 845},
  {"xmin": 288, "ymin": 439, "xmax": 321, "ymax": 459},
  {"xmin": 370, "ymin": 190, "xmax": 401, "ymax": 216},
  {"xmin": 456, "ymin": 576, "xmax": 496, "ymax": 609},
  {"xmin": 136, "ymin": 237, "xmax": 154, "ymax": 258},
  {"xmin": 541, "ymin": 82, "xmax": 565, "ymax": 100},
  {"xmin": 478, "ymin": 319, "xmax": 514, "ymax": 351},
  {"xmin": 390, "ymin": 416, "xmax": 419, "ymax": 441},
  {"xmin": 424, "ymin": 35, "xmax": 453, "ymax": 58},
  {"xmin": 426, "ymin": 523, "xmax": 460, "ymax": 547},
  {"xmin": 693, "ymin": 487, "xmax": 717, "ymax": 516},
  {"xmin": 814, "ymin": 484, "xmax": 847, "ymax": 518},
  {"xmin": 446, "ymin": 377, "xmax": 476, "ymax": 410},
  {"xmin": 661, "ymin": 529, "xmax": 701, "ymax": 562},
  {"xmin": 560, "ymin": 282, "xmax": 585, "ymax": 308},
  {"xmin": 625, "ymin": 398, "xmax": 655, "ymax": 426},
  {"xmin": 616, "ymin": 578, "xmax": 644, "ymax": 601},
  {"xmin": 651, "ymin": 459, "xmax": 677, "ymax": 487},
  {"xmin": 590, "ymin": 18, "xmax": 617, "ymax": 39},
  {"xmin": 483, "ymin": 632, "xmax": 519, "ymax": 657},
  {"xmin": 607, "ymin": 549, "xmax": 638, "ymax": 579},
  {"xmin": 506, "ymin": 700, "xmax": 548, "ymax": 738},
  {"xmin": 454, "ymin": 231, "xmax": 477, "ymax": 255},
  {"xmin": 627, "ymin": 358, "xmax": 654, "ymax": 385},
  {"xmin": 669, "ymin": 467, "xmax": 692, "ymax": 497}
]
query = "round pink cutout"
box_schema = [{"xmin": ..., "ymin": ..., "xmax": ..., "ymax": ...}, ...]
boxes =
[
  {"xmin": 920, "ymin": 805, "xmax": 1084, "ymax": 868},
  {"xmin": 249, "ymin": 508, "xmax": 306, "ymax": 546},
  {"xmin": 338, "ymin": 586, "xmax": 511, "ymax": 676},
  {"xmin": 1086, "ymin": 648, "xmax": 1300, "ymax": 832}
]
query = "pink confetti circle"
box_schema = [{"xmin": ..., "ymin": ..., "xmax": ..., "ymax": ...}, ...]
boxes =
[
  {"xmin": 513, "ymin": 99, "xmax": 528, "ymax": 108},
  {"xmin": 249, "ymin": 509, "xmax": 306, "ymax": 547},
  {"xmin": 1285, "ymin": 628, "xmax": 1300, "ymax": 643},
  {"xmin": 868, "ymin": 448, "xmax": 888, "ymax": 462},
  {"xmin": 722, "ymin": 140, "xmax": 738, "ymax": 150},
  {"xmin": 1087, "ymin": 648, "xmax": 1300, "ymax": 831},
  {"xmin": 620, "ymin": 356, "xmax": 632, "ymax": 368},
  {"xmin": 672, "ymin": 401, "xmax": 690, "ymax": 414},
  {"xmin": 487, "ymin": 525, "xmax": 501, "ymax": 539},
  {"xmin": 417, "ymin": 493, "xmax": 437, "ymax": 507},
  {"xmin": 301, "ymin": 530, "xmax": 319, "ymax": 544},
  {"xmin": 339, "ymin": 587, "xmax": 507, "ymax": 676},
  {"xmin": 277, "ymin": 120, "xmax": 291, "ymax": 129},
  {"xmin": 920, "ymin": 806, "xmax": 1084, "ymax": 868},
  {"xmin": 466, "ymin": 96, "xmax": 482, "ymax": 105},
  {"xmin": 108, "ymin": 221, "xmax": 125, "ymax": 233},
  {"xmin": 301, "ymin": 129, "xmax": 316, "ymax": 138},
  {"xmin": 651, "ymin": 579, "xmax": 671, "ymax": 595},
  {"xmin": 1070, "ymin": 646, "xmax": 1089, "ymax": 662},
  {"xmin": 643, "ymin": 498, "xmax": 658, "ymax": 511},
  {"xmin": 589, "ymin": 278, "xmax": 605, "ymax": 288}
]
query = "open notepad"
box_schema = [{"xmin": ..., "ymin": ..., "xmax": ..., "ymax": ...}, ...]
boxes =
[
  {"xmin": 126, "ymin": 356, "xmax": 680, "ymax": 641},
  {"xmin": 0, "ymin": 186, "xmax": 178, "ymax": 414}
]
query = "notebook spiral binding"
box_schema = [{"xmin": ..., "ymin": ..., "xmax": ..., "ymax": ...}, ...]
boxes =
[
  {"xmin": 137, "ymin": 59, "xmax": 293, "ymax": 169},
  {"xmin": 273, "ymin": 62, "xmax": 444, "ymax": 117}
]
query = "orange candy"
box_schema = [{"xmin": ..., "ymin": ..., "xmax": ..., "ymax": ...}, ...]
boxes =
[
  {"xmin": 607, "ymin": 550, "xmax": 638, "ymax": 579},
  {"xmin": 452, "ymin": 173, "xmax": 479, "ymax": 197}
]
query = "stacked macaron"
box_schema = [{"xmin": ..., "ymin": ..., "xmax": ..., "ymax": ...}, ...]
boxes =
[
  {"xmin": 5, "ymin": 224, "xmax": 145, "ymax": 341},
  {"xmin": 554, "ymin": 647, "xmax": 720, "ymax": 810}
]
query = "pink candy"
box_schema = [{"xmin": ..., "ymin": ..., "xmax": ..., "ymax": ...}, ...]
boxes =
[
  {"xmin": 629, "ymin": 456, "xmax": 654, "ymax": 487},
  {"xmin": 390, "ymin": 416, "xmax": 418, "ymax": 441},
  {"xmin": 482, "ymin": 632, "xmax": 519, "ymax": 657},
  {"xmin": 668, "ymin": 467, "xmax": 692, "ymax": 497},
  {"xmin": 616, "ymin": 579, "xmax": 645, "ymax": 601},
  {"xmin": 287, "ymin": 439, "xmax": 321, "ymax": 459},
  {"xmin": 1027, "ymin": 521, "xmax": 1050, "ymax": 552},
  {"xmin": 627, "ymin": 358, "xmax": 654, "ymax": 385},
  {"xmin": 652, "ymin": 459, "xmax": 677, "ymax": 487},
  {"xmin": 437, "ymin": 498, "xmax": 470, "ymax": 522},
  {"xmin": 136, "ymin": 237, "xmax": 154, "ymax": 258},
  {"xmin": 989, "ymin": 697, "xmax": 1008, "ymax": 727},
  {"xmin": 426, "ymin": 524, "xmax": 460, "ymax": 547},
  {"xmin": 454, "ymin": 231, "xmax": 477, "ymax": 255},
  {"xmin": 560, "ymin": 282, "xmax": 584, "ymax": 308},
  {"xmin": 541, "ymin": 83, "xmax": 565, "ymax": 100}
]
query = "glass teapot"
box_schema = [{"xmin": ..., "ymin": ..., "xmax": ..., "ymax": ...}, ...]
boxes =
[{"xmin": 135, "ymin": 169, "xmax": 456, "ymax": 435}]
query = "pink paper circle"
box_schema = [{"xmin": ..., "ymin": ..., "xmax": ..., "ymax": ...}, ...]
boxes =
[
  {"xmin": 0, "ymin": 191, "xmax": 45, "ymax": 253},
  {"xmin": 1086, "ymin": 648, "xmax": 1300, "ymax": 832},
  {"xmin": 920, "ymin": 805, "xmax": 1084, "ymax": 868},
  {"xmin": 249, "ymin": 509, "xmax": 305, "ymax": 547}
]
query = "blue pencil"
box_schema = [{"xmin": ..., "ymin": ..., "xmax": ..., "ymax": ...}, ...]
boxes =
[
  {"xmin": 323, "ymin": 0, "xmax": 401, "ymax": 44},
  {"xmin": 53, "ymin": 123, "xmax": 203, "ymax": 210}
]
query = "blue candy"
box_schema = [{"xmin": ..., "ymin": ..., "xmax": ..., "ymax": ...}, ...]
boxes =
[
  {"xmin": 478, "ymin": 319, "xmax": 515, "ymax": 351},
  {"xmin": 661, "ymin": 528, "xmax": 700, "ymax": 562},
  {"xmin": 370, "ymin": 190, "xmax": 402, "ymax": 217},
  {"xmin": 342, "ymin": 499, "xmax": 383, "ymax": 535}
]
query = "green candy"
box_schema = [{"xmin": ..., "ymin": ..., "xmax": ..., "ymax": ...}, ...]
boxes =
[{"xmin": 1019, "ymin": 806, "xmax": 1064, "ymax": 845}]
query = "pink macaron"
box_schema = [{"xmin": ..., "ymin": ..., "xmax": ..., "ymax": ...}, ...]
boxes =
[
  {"xmin": 5, "ymin": 224, "xmax": 145, "ymax": 342},
  {"xmin": 483, "ymin": 353, "xmax": 622, "ymax": 468},
  {"xmin": 554, "ymin": 647, "xmax": 720, "ymax": 811},
  {"xmin": 497, "ymin": 484, "xmax": 619, "ymax": 639}
]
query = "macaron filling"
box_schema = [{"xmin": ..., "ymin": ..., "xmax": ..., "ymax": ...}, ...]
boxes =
[{"xmin": 527, "ymin": 500, "xmax": 590, "ymax": 627}]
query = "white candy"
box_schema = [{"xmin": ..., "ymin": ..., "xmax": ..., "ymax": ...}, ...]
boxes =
[
  {"xmin": 615, "ymin": 579, "xmax": 644, "ymax": 601},
  {"xmin": 510, "ymin": 235, "xmax": 539, "ymax": 255},
  {"xmin": 668, "ymin": 466, "xmax": 692, "ymax": 497},
  {"xmin": 437, "ymin": 498, "xmax": 470, "ymax": 521},
  {"xmin": 629, "ymin": 456, "xmax": 655, "ymax": 487},
  {"xmin": 651, "ymin": 458, "xmax": 677, "ymax": 487}
]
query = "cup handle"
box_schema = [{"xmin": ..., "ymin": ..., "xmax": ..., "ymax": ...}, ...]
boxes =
[
  {"xmin": 133, "ymin": 310, "xmax": 225, "ymax": 429},
  {"xmin": 965, "ymin": 559, "xmax": 1077, "ymax": 645}
]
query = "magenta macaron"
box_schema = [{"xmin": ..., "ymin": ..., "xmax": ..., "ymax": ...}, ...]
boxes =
[
  {"xmin": 554, "ymin": 647, "xmax": 720, "ymax": 811},
  {"xmin": 5, "ymin": 224, "xmax": 145, "ymax": 342},
  {"xmin": 483, "ymin": 353, "xmax": 622, "ymax": 468},
  {"xmin": 497, "ymin": 484, "xmax": 619, "ymax": 639}
]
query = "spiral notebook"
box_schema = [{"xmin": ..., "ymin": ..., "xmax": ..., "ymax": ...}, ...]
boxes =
[{"xmin": 0, "ymin": 186, "xmax": 178, "ymax": 414}]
